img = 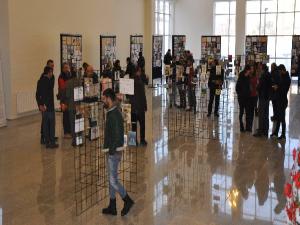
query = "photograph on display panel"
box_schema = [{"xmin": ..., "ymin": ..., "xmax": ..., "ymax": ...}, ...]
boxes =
[
  {"xmin": 201, "ymin": 36, "xmax": 221, "ymax": 61},
  {"xmin": 60, "ymin": 34, "xmax": 82, "ymax": 73},
  {"xmin": 152, "ymin": 35, "xmax": 163, "ymax": 80},
  {"xmin": 172, "ymin": 35, "xmax": 186, "ymax": 59},
  {"xmin": 245, "ymin": 35, "xmax": 269, "ymax": 65},
  {"xmin": 291, "ymin": 35, "xmax": 300, "ymax": 77},
  {"xmin": 130, "ymin": 35, "xmax": 143, "ymax": 65},
  {"xmin": 100, "ymin": 36, "xmax": 116, "ymax": 74}
]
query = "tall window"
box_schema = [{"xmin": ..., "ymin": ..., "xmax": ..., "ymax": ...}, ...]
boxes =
[
  {"xmin": 246, "ymin": 0, "xmax": 300, "ymax": 71},
  {"xmin": 155, "ymin": 0, "xmax": 174, "ymax": 55},
  {"xmin": 214, "ymin": 1, "xmax": 236, "ymax": 57}
]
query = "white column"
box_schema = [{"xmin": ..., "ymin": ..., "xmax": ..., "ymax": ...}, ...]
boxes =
[{"xmin": 235, "ymin": 0, "xmax": 246, "ymax": 56}]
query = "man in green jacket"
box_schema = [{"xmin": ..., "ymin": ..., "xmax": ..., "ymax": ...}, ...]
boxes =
[{"xmin": 102, "ymin": 88, "xmax": 134, "ymax": 216}]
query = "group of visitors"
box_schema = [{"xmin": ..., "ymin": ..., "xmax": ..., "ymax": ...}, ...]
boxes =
[
  {"xmin": 164, "ymin": 49, "xmax": 198, "ymax": 113},
  {"xmin": 236, "ymin": 62, "xmax": 291, "ymax": 140}
]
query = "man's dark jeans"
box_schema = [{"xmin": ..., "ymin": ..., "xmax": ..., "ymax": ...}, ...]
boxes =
[{"xmin": 42, "ymin": 111, "xmax": 55, "ymax": 144}]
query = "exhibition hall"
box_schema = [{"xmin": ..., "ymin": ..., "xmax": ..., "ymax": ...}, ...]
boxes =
[{"xmin": 1, "ymin": 0, "xmax": 300, "ymax": 224}]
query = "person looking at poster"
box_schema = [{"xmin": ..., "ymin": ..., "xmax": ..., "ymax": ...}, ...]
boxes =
[
  {"xmin": 125, "ymin": 57, "xmax": 135, "ymax": 78},
  {"xmin": 164, "ymin": 49, "xmax": 172, "ymax": 83},
  {"xmin": 207, "ymin": 59, "xmax": 224, "ymax": 117},
  {"xmin": 137, "ymin": 52, "xmax": 145, "ymax": 72},
  {"xmin": 130, "ymin": 66, "xmax": 148, "ymax": 146},
  {"xmin": 102, "ymin": 88, "xmax": 134, "ymax": 216}
]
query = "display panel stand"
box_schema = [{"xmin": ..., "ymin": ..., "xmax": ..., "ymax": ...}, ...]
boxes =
[
  {"xmin": 151, "ymin": 35, "xmax": 163, "ymax": 88},
  {"xmin": 60, "ymin": 34, "xmax": 83, "ymax": 74},
  {"xmin": 245, "ymin": 35, "xmax": 268, "ymax": 65},
  {"xmin": 130, "ymin": 35, "xmax": 143, "ymax": 66},
  {"xmin": 291, "ymin": 35, "xmax": 300, "ymax": 77},
  {"xmin": 100, "ymin": 35, "xmax": 117, "ymax": 76},
  {"xmin": 172, "ymin": 35, "xmax": 186, "ymax": 59}
]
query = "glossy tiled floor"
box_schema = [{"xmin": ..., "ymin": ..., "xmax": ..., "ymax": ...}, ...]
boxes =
[{"xmin": 1, "ymin": 81, "xmax": 300, "ymax": 225}]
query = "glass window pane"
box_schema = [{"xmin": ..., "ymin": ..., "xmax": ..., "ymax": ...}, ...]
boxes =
[
  {"xmin": 165, "ymin": 1, "xmax": 170, "ymax": 14},
  {"xmin": 276, "ymin": 58, "xmax": 292, "ymax": 72},
  {"xmin": 294, "ymin": 13, "xmax": 300, "ymax": 34},
  {"xmin": 215, "ymin": 15, "xmax": 230, "ymax": 35},
  {"xmin": 261, "ymin": 13, "xmax": 277, "ymax": 35},
  {"xmin": 164, "ymin": 36, "xmax": 169, "ymax": 55},
  {"xmin": 246, "ymin": 1, "xmax": 261, "ymax": 13},
  {"xmin": 277, "ymin": 13, "xmax": 294, "ymax": 35},
  {"xmin": 278, "ymin": 0, "xmax": 295, "ymax": 12},
  {"xmin": 159, "ymin": 14, "xmax": 164, "ymax": 35},
  {"xmin": 230, "ymin": 1, "xmax": 236, "ymax": 14},
  {"xmin": 262, "ymin": 0, "xmax": 278, "ymax": 13},
  {"xmin": 222, "ymin": 36, "xmax": 229, "ymax": 57},
  {"xmin": 268, "ymin": 36, "xmax": 276, "ymax": 58},
  {"xmin": 276, "ymin": 36, "xmax": 292, "ymax": 58},
  {"xmin": 215, "ymin": 2, "xmax": 230, "ymax": 14},
  {"xmin": 230, "ymin": 15, "xmax": 236, "ymax": 35},
  {"xmin": 165, "ymin": 15, "xmax": 170, "ymax": 35},
  {"xmin": 296, "ymin": 0, "xmax": 300, "ymax": 11},
  {"xmin": 159, "ymin": 1, "xmax": 164, "ymax": 12},
  {"xmin": 155, "ymin": 0, "xmax": 158, "ymax": 12},
  {"xmin": 155, "ymin": 13, "xmax": 158, "ymax": 34},
  {"xmin": 229, "ymin": 37, "xmax": 236, "ymax": 56},
  {"xmin": 246, "ymin": 14, "xmax": 261, "ymax": 35}
]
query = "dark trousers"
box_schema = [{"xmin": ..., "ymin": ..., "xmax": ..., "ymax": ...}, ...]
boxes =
[
  {"xmin": 188, "ymin": 86, "xmax": 196, "ymax": 111},
  {"xmin": 63, "ymin": 111, "xmax": 71, "ymax": 134},
  {"xmin": 274, "ymin": 102, "xmax": 287, "ymax": 136},
  {"xmin": 258, "ymin": 98, "xmax": 269, "ymax": 135},
  {"xmin": 247, "ymin": 96, "xmax": 258, "ymax": 131},
  {"xmin": 69, "ymin": 110, "xmax": 76, "ymax": 145},
  {"xmin": 42, "ymin": 111, "xmax": 55, "ymax": 144},
  {"xmin": 272, "ymin": 99, "xmax": 279, "ymax": 121},
  {"xmin": 132, "ymin": 111, "xmax": 146, "ymax": 142},
  {"xmin": 40, "ymin": 113, "xmax": 44, "ymax": 139},
  {"xmin": 238, "ymin": 97, "xmax": 250, "ymax": 130},
  {"xmin": 178, "ymin": 85, "xmax": 186, "ymax": 108},
  {"xmin": 208, "ymin": 88, "xmax": 220, "ymax": 115}
]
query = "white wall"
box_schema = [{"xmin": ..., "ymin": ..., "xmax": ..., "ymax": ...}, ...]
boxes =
[
  {"xmin": 4, "ymin": 0, "xmax": 147, "ymax": 119},
  {"xmin": 174, "ymin": 0, "xmax": 214, "ymax": 60}
]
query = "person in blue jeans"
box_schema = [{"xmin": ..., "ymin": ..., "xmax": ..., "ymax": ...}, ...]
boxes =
[
  {"xmin": 102, "ymin": 88, "xmax": 134, "ymax": 216},
  {"xmin": 36, "ymin": 66, "xmax": 58, "ymax": 149}
]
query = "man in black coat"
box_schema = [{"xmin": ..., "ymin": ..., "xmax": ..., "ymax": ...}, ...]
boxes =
[
  {"xmin": 236, "ymin": 65, "xmax": 251, "ymax": 132},
  {"xmin": 36, "ymin": 66, "xmax": 59, "ymax": 149},
  {"xmin": 207, "ymin": 60, "xmax": 224, "ymax": 117},
  {"xmin": 130, "ymin": 67, "xmax": 148, "ymax": 146},
  {"xmin": 126, "ymin": 57, "xmax": 135, "ymax": 78},
  {"xmin": 137, "ymin": 52, "xmax": 145, "ymax": 72},
  {"xmin": 254, "ymin": 64, "xmax": 271, "ymax": 137}
]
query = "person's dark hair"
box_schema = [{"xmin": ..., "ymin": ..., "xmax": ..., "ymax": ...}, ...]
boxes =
[
  {"xmin": 278, "ymin": 64, "xmax": 286, "ymax": 72},
  {"xmin": 244, "ymin": 65, "xmax": 251, "ymax": 72},
  {"xmin": 126, "ymin": 57, "xmax": 131, "ymax": 63},
  {"xmin": 139, "ymin": 52, "xmax": 143, "ymax": 57},
  {"xmin": 44, "ymin": 66, "xmax": 53, "ymax": 74},
  {"xmin": 114, "ymin": 60, "xmax": 120, "ymax": 66},
  {"xmin": 62, "ymin": 62, "xmax": 69, "ymax": 68},
  {"xmin": 262, "ymin": 64, "xmax": 268, "ymax": 73},
  {"xmin": 82, "ymin": 62, "xmax": 89, "ymax": 69},
  {"xmin": 102, "ymin": 88, "xmax": 116, "ymax": 101},
  {"xmin": 47, "ymin": 59, "xmax": 54, "ymax": 65}
]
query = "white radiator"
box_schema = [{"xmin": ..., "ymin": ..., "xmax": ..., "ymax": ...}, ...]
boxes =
[{"xmin": 17, "ymin": 91, "xmax": 37, "ymax": 114}]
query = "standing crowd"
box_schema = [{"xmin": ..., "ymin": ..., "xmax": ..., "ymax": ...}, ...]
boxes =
[{"xmin": 236, "ymin": 62, "xmax": 291, "ymax": 140}]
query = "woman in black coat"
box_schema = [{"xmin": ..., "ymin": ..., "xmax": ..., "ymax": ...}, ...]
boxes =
[
  {"xmin": 271, "ymin": 65, "xmax": 291, "ymax": 140},
  {"xmin": 236, "ymin": 65, "xmax": 252, "ymax": 132}
]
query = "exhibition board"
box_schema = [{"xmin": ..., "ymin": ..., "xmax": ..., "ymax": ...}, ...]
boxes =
[
  {"xmin": 60, "ymin": 34, "xmax": 83, "ymax": 72},
  {"xmin": 100, "ymin": 35, "xmax": 117, "ymax": 75},
  {"xmin": 152, "ymin": 35, "xmax": 163, "ymax": 81},
  {"xmin": 245, "ymin": 35, "xmax": 268, "ymax": 65},
  {"xmin": 291, "ymin": 35, "xmax": 300, "ymax": 77},
  {"xmin": 201, "ymin": 36, "xmax": 221, "ymax": 61},
  {"xmin": 130, "ymin": 35, "xmax": 143, "ymax": 66},
  {"xmin": 172, "ymin": 35, "xmax": 186, "ymax": 59}
]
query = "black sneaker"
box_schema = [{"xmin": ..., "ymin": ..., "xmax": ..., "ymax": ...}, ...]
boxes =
[
  {"xmin": 278, "ymin": 135, "xmax": 286, "ymax": 140},
  {"xmin": 270, "ymin": 133, "xmax": 278, "ymax": 139}
]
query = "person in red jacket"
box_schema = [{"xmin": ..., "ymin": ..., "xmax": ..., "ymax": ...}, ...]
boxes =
[{"xmin": 58, "ymin": 63, "xmax": 72, "ymax": 138}]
